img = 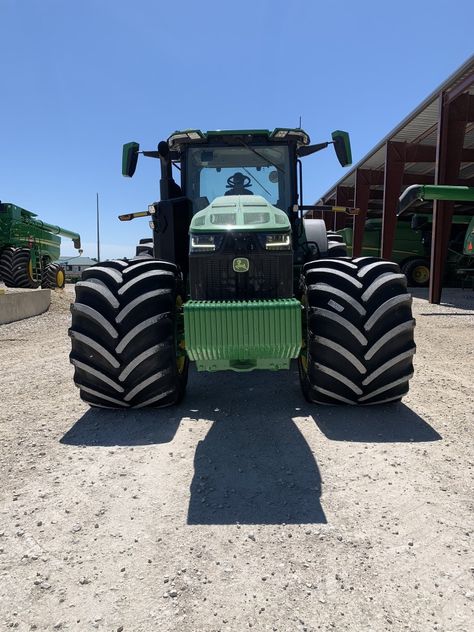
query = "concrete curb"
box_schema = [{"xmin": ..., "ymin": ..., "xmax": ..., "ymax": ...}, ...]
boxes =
[{"xmin": 0, "ymin": 289, "xmax": 51, "ymax": 325}]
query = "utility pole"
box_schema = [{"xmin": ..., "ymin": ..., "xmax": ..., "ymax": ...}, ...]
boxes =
[{"xmin": 96, "ymin": 193, "xmax": 100, "ymax": 262}]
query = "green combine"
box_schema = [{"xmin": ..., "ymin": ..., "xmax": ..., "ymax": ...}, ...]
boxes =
[
  {"xmin": 397, "ymin": 184, "xmax": 474, "ymax": 285},
  {"xmin": 338, "ymin": 185, "xmax": 474, "ymax": 286},
  {"xmin": 69, "ymin": 128, "xmax": 415, "ymax": 407},
  {"xmin": 0, "ymin": 202, "xmax": 81, "ymax": 289}
]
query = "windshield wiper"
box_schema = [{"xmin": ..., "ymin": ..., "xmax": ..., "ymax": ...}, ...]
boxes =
[
  {"xmin": 236, "ymin": 138, "xmax": 285, "ymax": 174},
  {"xmin": 241, "ymin": 166, "xmax": 271, "ymax": 196}
]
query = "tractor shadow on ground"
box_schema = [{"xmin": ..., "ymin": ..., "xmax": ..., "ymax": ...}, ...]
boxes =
[
  {"xmin": 313, "ymin": 403, "xmax": 442, "ymax": 443},
  {"xmin": 186, "ymin": 368, "xmax": 327, "ymax": 525},
  {"xmin": 60, "ymin": 408, "xmax": 181, "ymax": 447},
  {"xmin": 186, "ymin": 366, "xmax": 441, "ymax": 524},
  {"xmin": 61, "ymin": 365, "xmax": 440, "ymax": 525}
]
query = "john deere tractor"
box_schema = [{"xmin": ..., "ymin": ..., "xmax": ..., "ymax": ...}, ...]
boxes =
[
  {"xmin": 0, "ymin": 202, "xmax": 81, "ymax": 289},
  {"xmin": 69, "ymin": 128, "xmax": 415, "ymax": 408}
]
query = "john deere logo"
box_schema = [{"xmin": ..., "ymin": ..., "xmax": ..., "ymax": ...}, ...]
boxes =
[{"xmin": 233, "ymin": 257, "xmax": 249, "ymax": 273}]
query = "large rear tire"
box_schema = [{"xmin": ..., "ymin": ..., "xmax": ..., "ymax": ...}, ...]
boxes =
[
  {"xmin": 11, "ymin": 247, "xmax": 39, "ymax": 288},
  {"xmin": 69, "ymin": 258, "xmax": 188, "ymax": 408},
  {"xmin": 327, "ymin": 240, "xmax": 348, "ymax": 257},
  {"xmin": 135, "ymin": 238, "xmax": 153, "ymax": 257},
  {"xmin": 0, "ymin": 247, "xmax": 16, "ymax": 286},
  {"xmin": 299, "ymin": 256, "xmax": 415, "ymax": 405},
  {"xmin": 326, "ymin": 232, "xmax": 348, "ymax": 257}
]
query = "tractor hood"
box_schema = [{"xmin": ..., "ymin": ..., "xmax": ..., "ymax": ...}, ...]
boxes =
[{"xmin": 189, "ymin": 195, "xmax": 290, "ymax": 233}]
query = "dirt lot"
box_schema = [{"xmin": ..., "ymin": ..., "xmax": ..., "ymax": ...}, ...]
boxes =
[{"xmin": 0, "ymin": 285, "xmax": 473, "ymax": 632}]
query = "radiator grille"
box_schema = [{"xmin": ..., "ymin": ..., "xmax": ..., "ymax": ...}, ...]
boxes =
[{"xmin": 189, "ymin": 232, "xmax": 293, "ymax": 300}]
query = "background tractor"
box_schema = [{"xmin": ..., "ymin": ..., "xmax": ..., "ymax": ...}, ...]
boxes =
[
  {"xmin": 397, "ymin": 184, "xmax": 474, "ymax": 287},
  {"xmin": 0, "ymin": 202, "xmax": 82, "ymax": 289},
  {"xmin": 338, "ymin": 214, "xmax": 474, "ymax": 287},
  {"xmin": 69, "ymin": 128, "xmax": 415, "ymax": 408}
]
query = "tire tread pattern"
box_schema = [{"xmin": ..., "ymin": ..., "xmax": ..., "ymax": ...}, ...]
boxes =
[
  {"xmin": 0, "ymin": 247, "xmax": 16, "ymax": 286},
  {"xmin": 69, "ymin": 258, "xmax": 187, "ymax": 408},
  {"xmin": 301, "ymin": 256, "xmax": 415, "ymax": 405},
  {"xmin": 135, "ymin": 238, "xmax": 154, "ymax": 257},
  {"xmin": 42, "ymin": 263, "xmax": 65, "ymax": 289},
  {"xmin": 4, "ymin": 248, "xmax": 39, "ymax": 288}
]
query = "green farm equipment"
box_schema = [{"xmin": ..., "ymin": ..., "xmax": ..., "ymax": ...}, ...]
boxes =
[
  {"xmin": 397, "ymin": 184, "xmax": 474, "ymax": 286},
  {"xmin": 338, "ymin": 185, "xmax": 474, "ymax": 287},
  {"xmin": 0, "ymin": 202, "xmax": 82, "ymax": 289},
  {"xmin": 337, "ymin": 215, "xmax": 474, "ymax": 287},
  {"xmin": 69, "ymin": 128, "xmax": 415, "ymax": 407}
]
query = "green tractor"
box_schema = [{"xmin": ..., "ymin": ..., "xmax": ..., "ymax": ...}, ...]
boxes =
[
  {"xmin": 69, "ymin": 128, "xmax": 415, "ymax": 408},
  {"xmin": 0, "ymin": 202, "xmax": 82, "ymax": 289}
]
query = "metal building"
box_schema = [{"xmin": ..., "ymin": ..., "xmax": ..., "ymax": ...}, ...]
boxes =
[{"xmin": 316, "ymin": 55, "xmax": 474, "ymax": 303}]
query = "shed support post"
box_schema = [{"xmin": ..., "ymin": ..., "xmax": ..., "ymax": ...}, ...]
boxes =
[
  {"xmin": 429, "ymin": 92, "xmax": 470, "ymax": 303},
  {"xmin": 322, "ymin": 211, "xmax": 333, "ymax": 230},
  {"xmin": 353, "ymin": 170, "xmax": 370, "ymax": 257},
  {"xmin": 334, "ymin": 186, "xmax": 352, "ymax": 231},
  {"xmin": 381, "ymin": 141, "xmax": 406, "ymax": 259}
]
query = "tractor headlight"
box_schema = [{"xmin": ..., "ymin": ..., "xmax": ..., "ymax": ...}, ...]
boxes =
[
  {"xmin": 265, "ymin": 233, "xmax": 291, "ymax": 250},
  {"xmin": 190, "ymin": 234, "xmax": 216, "ymax": 252}
]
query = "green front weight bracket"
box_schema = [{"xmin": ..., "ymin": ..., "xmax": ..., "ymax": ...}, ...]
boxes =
[{"xmin": 184, "ymin": 299, "xmax": 302, "ymax": 372}]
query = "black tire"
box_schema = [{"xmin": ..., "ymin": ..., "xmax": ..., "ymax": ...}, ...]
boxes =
[
  {"xmin": 327, "ymin": 240, "xmax": 348, "ymax": 257},
  {"xmin": 0, "ymin": 247, "xmax": 16, "ymax": 286},
  {"xmin": 326, "ymin": 232, "xmax": 345, "ymax": 244},
  {"xmin": 299, "ymin": 256, "xmax": 415, "ymax": 405},
  {"xmin": 42, "ymin": 262, "xmax": 66, "ymax": 289},
  {"xmin": 401, "ymin": 258, "xmax": 430, "ymax": 287},
  {"xmin": 11, "ymin": 247, "xmax": 39, "ymax": 288},
  {"xmin": 69, "ymin": 258, "xmax": 189, "ymax": 408},
  {"xmin": 135, "ymin": 238, "xmax": 153, "ymax": 257}
]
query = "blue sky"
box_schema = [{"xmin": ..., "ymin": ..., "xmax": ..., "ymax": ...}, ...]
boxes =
[{"xmin": 1, "ymin": 0, "xmax": 472, "ymax": 258}]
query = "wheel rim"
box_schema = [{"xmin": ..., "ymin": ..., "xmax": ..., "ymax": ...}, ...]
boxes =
[
  {"xmin": 176, "ymin": 295, "xmax": 186, "ymax": 374},
  {"xmin": 299, "ymin": 295, "xmax": 309, "ymax": 374},
  {"xmin": 412, "ymin": 265, "xmax": 430, "ymax": 284},
  {"xmin": 299, "ymin": 353, "xmax": 308, "ymax": 374},
  {"xmin": 28, "ymin": 260, "xmax": 34, "ymax": 281},
  {"xmin": 177, "ymin": 349, "xmax": 186, "ymax": 374},
  {"xmin": 56, "ymin": 270, "xmax": 65, "ymax": 287}
]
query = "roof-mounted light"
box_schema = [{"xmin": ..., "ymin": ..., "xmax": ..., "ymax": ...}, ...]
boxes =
[
  {"xmin": 271, "ymin": 129, "xmax": 310, "ymax": 145},
  {"xmin": 168, "ymin": 129, "xmax": 204, "ymax": 147}
]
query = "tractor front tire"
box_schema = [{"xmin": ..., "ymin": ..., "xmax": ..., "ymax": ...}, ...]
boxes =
[
  {"xmin": 69, "ymin": 258, "xmax": 188, "ymax": 408},
  {"xmin": 42, "ymin": 262, "xmax": 66, "ymax": 289},
  {"xmin": 299, "ymin": 256, "xmax": 415, "ymax": 405}
]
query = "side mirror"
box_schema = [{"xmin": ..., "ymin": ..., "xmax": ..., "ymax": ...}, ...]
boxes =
[
  {"xmin": 331, "ymin": 131, "xmax": 352, "ymax": 167},
  {"xmin": 296, "ymin": 142, "xmax": 330, "ymax": 158},
  {"xmin": 122, "ymin": 142, "xmax": 140, "ymax": 177}
]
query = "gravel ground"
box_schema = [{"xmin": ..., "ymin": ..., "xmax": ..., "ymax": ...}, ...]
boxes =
[{"xmin": 0, "ymin": 285, "xmax": 473, "ymax": 632}]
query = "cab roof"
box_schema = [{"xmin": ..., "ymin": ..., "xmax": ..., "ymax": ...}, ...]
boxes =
[{"xmin": 168, "ymin": 128, "xmax": 310, "ymax": 149}]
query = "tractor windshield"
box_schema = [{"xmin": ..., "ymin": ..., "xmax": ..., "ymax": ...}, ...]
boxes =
[{"xmin": 185, "ymin": 145, "xmax": 292, "ymax": 213}]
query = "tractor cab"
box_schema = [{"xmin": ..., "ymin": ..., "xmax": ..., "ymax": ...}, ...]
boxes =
[
  {"xmin": 168, "ymin": 129, "xmax": 302, "ymax": 215},
  {"xmin": 121, "ymin": 128, "xmax": 353, "ymax": 278}
]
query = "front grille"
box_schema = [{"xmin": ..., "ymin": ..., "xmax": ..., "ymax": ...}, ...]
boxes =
[{"xmin": 189, "ymin": 232, "xmax": 293, "ymax": 300}]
